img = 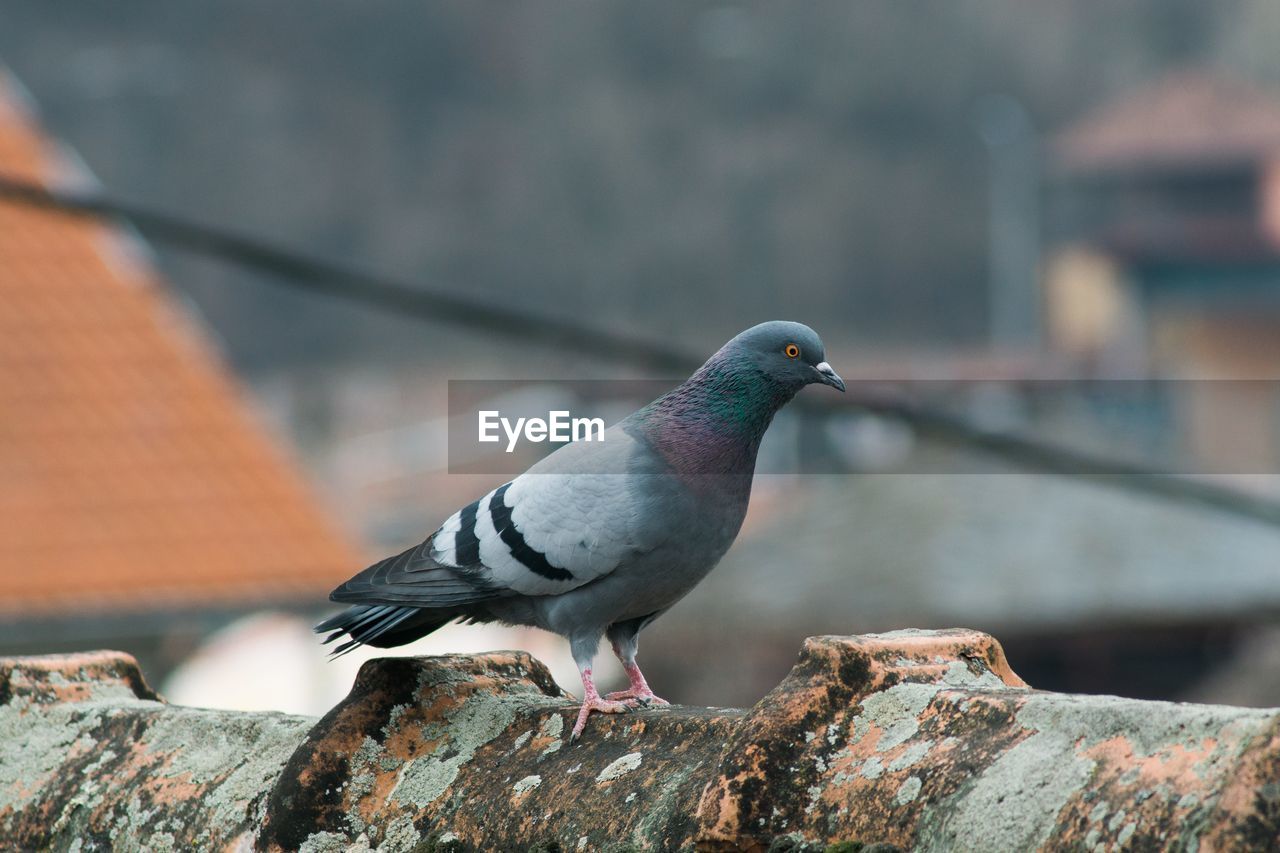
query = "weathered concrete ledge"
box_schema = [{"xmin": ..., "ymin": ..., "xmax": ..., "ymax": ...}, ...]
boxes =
[
  {"xmin": 1, "ymin": 631, "xmax": 1278, "ymax": 851},
  {"xmin": 0, "ymin": 650, "xmax": 314, "ymax": 850}
]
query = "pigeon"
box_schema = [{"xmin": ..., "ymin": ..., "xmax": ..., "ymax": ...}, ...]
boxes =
[{"xmin": 317, "ymin": 321, "xmax": 845, "ymax": 738}]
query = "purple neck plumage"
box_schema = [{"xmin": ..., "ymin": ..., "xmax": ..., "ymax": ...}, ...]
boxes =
[{"xmin": 627, "ymin": 344, "xmax": 800, "ymax": 477}]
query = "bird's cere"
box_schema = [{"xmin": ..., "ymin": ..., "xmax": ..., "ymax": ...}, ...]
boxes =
[
  {"xmin": 814, "ymin": 361, "xmax": 846, "ymax": 392},
  {"xmin": 478, "ymin": 410, "xmax": 606, "ymax": 452}
]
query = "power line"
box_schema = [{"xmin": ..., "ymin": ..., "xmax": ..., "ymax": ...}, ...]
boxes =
[
  {"xmin": 0, "ymin": 175, "xmax": 695, "ymax": 373},
  {"xmin": 3, "ymin": 174, "xmax": 1280, "ymax": 528},
  {"xmin": 843, "ymin": 392, "xmax": 1280, "ymax": 527}
]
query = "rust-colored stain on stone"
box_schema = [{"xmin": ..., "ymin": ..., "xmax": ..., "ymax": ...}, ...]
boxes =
[
  {"xmin": 694, "ymin": 629, "xmax": 1032, "ymax": 851},
  {"xmin": 3, "ymin": 631, "xmax": 1280, "ymax": 851}
]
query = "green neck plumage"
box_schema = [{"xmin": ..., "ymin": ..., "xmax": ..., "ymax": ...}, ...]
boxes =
[{"xmin": 629, "ymin": 347, "xmax": 799, "ymax": 474}]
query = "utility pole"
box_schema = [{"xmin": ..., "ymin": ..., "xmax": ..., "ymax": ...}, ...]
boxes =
[{"xmin": 975, "ymin": 93, "xmax": 1042, "ymax": 351}]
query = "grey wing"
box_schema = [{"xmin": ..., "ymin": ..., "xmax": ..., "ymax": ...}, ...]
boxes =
[
  {"xmin": 332, "ymin": 426, "xmax": 673, "ymax": 608},
  {"xmin": 429, "ymin": 426, "xmax": 675, "ymax": 597}
]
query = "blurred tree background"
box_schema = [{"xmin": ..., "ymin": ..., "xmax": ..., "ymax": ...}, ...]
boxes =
[{"xmin": 2, "ymin": 0, "xmax": 1272, "ymax": 374}]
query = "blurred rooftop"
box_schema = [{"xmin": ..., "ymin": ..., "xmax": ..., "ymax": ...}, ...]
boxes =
[
  {"xmin": 0, "ymin": 71, "xmax": 360, "ymax": 622},
  {"xmin": 1054, "ymin": 70, "xmax": 1280, "ymax": 174}
]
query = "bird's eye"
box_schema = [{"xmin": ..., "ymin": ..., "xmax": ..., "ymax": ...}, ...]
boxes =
[{"xmin": 784, "ymin": 343, "xmax": 800, "ymax": 359}]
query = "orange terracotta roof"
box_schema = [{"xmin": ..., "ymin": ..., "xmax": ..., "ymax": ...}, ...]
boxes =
[
  {"xmin": 0, "ymin": 74, "xmax": 362, "ymax": 619},
  {"xmin": 1054, "ymin": 70, "xmax": 1280, "ymax": 172}
]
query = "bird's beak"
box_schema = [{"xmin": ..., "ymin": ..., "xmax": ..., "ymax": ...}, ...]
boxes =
[{"xmin": 814, "ymin": 362, "xmax": 846, "ymax": 392}]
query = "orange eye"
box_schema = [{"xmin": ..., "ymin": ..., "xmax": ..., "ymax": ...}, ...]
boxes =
[{"xmin": 784, "ymin": 343, "xmax": 800, "ymax": 359}]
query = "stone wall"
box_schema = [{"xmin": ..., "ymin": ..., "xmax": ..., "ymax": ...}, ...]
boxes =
[{"xmin": 1, "ymin": 630, "xmax": 1277, "ymax": 851}]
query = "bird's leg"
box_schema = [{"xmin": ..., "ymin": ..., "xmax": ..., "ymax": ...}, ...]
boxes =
[
  {"xmin": 605, "ymin": 660, "xmax": 670, "ymax": 706},
  {"xmin": 571, "ymin": 665, "xmax": 629, "ymax": 740},
  {"xmin": 569, "ymin": 637, "xmax": 627, "ymax": 740},
  {"xmin": 604, "ymin": 638, "xmax": 670, "ymax": 706}
]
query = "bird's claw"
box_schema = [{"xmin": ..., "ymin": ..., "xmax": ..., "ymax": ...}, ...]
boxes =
[
  {"xmin": 603, "ymin": 689, "xmax": 670, "ymax": 706},
  {"xmin": 570, "ymin": 696, "xmax": 630, "ymax": 741}
]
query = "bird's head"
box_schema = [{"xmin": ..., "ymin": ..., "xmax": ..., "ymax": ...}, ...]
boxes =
[{"xmin": 726, "ymin": 320, "xmax": 845, "ymax": 393}]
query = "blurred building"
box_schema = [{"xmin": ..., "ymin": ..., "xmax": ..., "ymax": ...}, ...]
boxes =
[
  {"xmin": 0, "ymin": 71, "xmax": 361, "ymax": 683},
  {"xmin": 1048, "ymin": 70, "xmax": 1280, "ymax": 368},
  {"xmin": 1046, "ymin": 70, "xmax": 1280, "ymax": 472}
]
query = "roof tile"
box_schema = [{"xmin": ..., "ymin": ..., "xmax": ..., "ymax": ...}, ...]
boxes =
[{"xmin": 0, "ymin": 74, "xmax": 362, "ymax": 619}]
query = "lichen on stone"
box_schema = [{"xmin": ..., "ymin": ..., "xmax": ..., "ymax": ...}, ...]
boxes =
[
  {"xmin": 893, "ymin": 776, "xmax": 922, "ymax": 806},
  {"xmin": 513, "ymin": 774, "xmax": 542, "ymax": 796},
  {"xmin": 595, "ymin": 751, "xmax": 643, "ymax": 783},
  {"xmin": 390, "ymin": 691, "xmax": 540, "ymax": 808}
]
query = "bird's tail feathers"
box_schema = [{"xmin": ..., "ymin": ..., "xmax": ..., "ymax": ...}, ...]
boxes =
[{"xmin": 315, "ymin": 604, "xmax": 455, "ymax": 658}]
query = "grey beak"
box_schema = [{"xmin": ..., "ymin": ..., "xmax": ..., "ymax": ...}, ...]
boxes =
[{"xmin": 814, "ymin": 361, "xmax": 846, "ymax": 392}]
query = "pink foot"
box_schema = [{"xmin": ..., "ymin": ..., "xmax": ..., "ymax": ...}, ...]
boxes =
[
  {"xmin": 604, "ymin": 687, "xmax": 670, "ymax": 706},
  {"xmin": 570, "ymin": 666, "xmax": 629, "ymax": 740},
  {"xmin": 571, "ymin": 695, "xmax": 629, "ymax": 740}
]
